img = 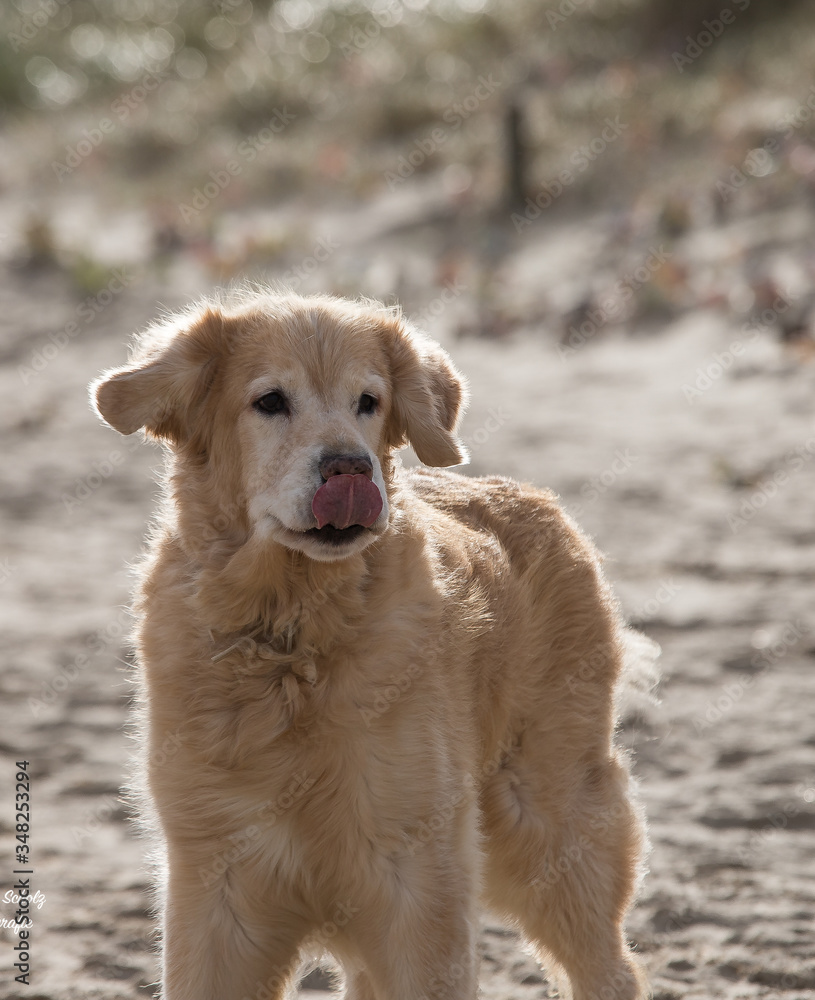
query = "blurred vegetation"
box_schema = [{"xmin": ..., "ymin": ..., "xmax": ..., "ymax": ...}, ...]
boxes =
[
  {"xmin": 3, "ymin": 0, "xmax": 815, "ymax": 330},
  {"xmin": 3, "ymin": 0, "xmax": 813, "ymax": 166}
]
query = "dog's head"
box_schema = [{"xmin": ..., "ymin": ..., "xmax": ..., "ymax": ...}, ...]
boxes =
[{"xmin": 91, "ymin": 291, "xmax": 468, "ymax": 562}]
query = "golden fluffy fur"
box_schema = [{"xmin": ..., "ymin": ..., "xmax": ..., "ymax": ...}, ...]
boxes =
[{"xmin": 91, "ymin": 289, "xmax": 654, "ymax": 1000}]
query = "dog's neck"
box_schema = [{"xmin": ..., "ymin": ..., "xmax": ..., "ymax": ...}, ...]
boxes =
[{"xmin": 193, "ymin": 531, "xmax": 371, "ymax": 648}]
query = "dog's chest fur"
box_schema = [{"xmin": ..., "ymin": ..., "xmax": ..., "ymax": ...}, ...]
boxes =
[{"xmin": 135, "ymin": 529, "xmax": 485, "ymax": 890}]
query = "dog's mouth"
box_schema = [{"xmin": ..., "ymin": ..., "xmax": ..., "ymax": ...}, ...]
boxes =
[
  {"xmin": 304, "ymin": 524, "xmax": 369, "ymax": 546},
  {"xmin": 312, "ymin": 474, "xmax": 383, "ymax": 531},
  {"xmin": 303, "ymin": 474, "xmax": 383, "ymax": 547},
  {"xmin": 267, "ymin": 475, "xmax": 385, "ymax": 557}
]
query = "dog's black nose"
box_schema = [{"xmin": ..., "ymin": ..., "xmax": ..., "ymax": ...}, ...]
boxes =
[{"xmin": 319, "ymin": 454, "xmax": 374, "ymax": 481}]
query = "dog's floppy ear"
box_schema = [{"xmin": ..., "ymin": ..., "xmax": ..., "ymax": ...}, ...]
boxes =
[
  {"xmin": 382, "ymin": 316, "xmax": 469, "ymax": 467},
  {"xmin": 91, "ymin": 306, "xmax": 225, "ymax": 445}
]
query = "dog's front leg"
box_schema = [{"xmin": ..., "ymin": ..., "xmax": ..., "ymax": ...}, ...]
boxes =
[
  {"xmin": 350, "ymin": 920, "xmax": 479, "ymax": 1000},
  {"xmin": 160, "ymin": 854, "xmax": 306, "ymax": 1000},
  {"xmin": 345, "ymin": 868, "xmax": 480, "ymax": 1000}
]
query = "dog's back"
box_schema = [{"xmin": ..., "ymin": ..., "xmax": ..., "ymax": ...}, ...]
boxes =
[
  {"xmin": 400, "ymin": 465, "xmax": 652, "ymax": 997},
  {"xmin": 405, "ymin": 464, "xmax": 659, "ymax": 719}
]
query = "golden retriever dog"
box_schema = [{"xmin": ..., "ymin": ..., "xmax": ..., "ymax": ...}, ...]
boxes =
[{"xmin": 91, "ymin": 289, "xmax": 655, "ymax": 1000}]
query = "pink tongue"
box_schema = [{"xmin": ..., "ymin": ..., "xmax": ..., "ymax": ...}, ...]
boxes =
[{"xmin": 312, "ymin": 474, "xmax": 383, "ymax": 530}]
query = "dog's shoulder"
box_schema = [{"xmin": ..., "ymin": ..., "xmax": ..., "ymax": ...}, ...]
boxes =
[
  {"xmin": 402, "ymin": 465, "xmax": 556, "ymax": 511},
  {"xmin": 399, "ymin": 466, "xmax": 590, "ymax": 570}
]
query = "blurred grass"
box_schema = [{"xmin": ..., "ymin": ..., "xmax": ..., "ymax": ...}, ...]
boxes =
[
  {"xmin": 3, "ymin": 0, "xmax": 812, "ymax": 153},
  {"xmin": 3, "ymin": 0, "xmax": 815, "ymax": 316}
]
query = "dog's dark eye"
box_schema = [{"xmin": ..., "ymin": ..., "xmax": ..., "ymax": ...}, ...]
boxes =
[
  {"xmin": 357, "ymin": 393, "xmax": 378, "ymax": 415},
  {"xmin": 254, "ymin": 391, "xmax": 289, "ymax": 416}
]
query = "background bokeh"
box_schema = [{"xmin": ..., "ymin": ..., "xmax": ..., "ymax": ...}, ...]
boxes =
[{"xmin": 1, "ymin": 1, "xmax": 815, "ymax": 998}]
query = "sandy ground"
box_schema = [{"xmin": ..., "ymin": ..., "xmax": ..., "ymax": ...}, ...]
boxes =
[{"xmin": 1, "ymin": 184, "xmax": 815, "ymax": 1000}]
